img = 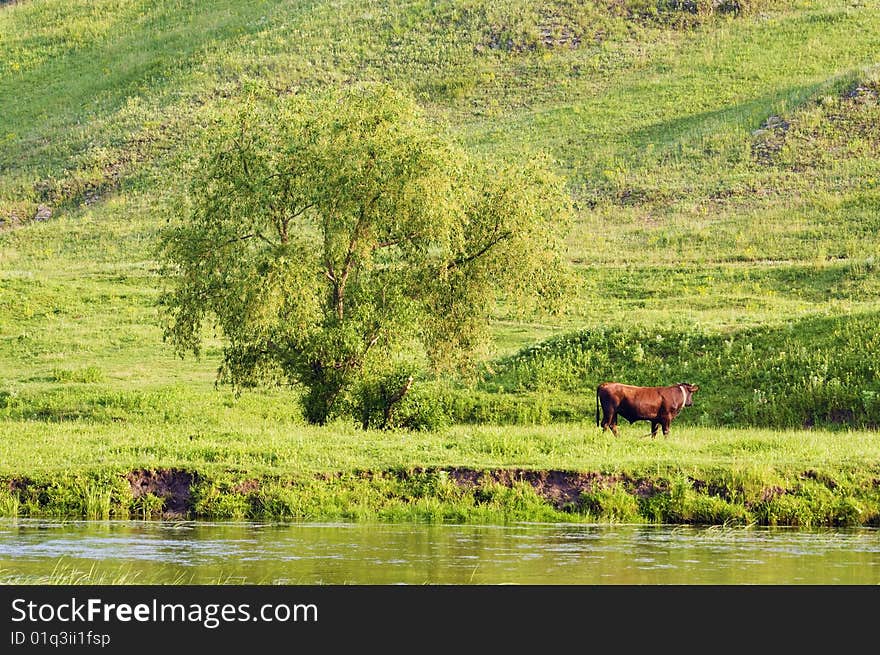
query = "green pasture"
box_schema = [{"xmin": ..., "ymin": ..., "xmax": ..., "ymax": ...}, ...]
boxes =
[{"xmin": 1, "ymin": 0, "xmax": 879, "ymax": 524}]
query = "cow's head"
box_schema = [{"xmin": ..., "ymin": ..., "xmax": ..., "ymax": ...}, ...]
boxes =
[{"xmin": 678, "ymin": 382, "xmax": 700, "ymax": 406}]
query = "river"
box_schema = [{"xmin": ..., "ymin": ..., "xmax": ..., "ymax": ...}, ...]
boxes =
[{"xmin": 1, "ymin": 519, "xmax": 878, "ymax": 584}]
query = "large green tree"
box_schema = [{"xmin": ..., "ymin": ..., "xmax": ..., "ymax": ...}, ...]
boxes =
[{"xmin": 160, "ymin": 83, "xmax": 573, "ymax": 425}]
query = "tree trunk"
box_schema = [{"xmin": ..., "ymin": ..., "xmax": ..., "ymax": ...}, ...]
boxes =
[{"xmin": 380, "ymin": 375, "xmax": 414, "ymax": 429}]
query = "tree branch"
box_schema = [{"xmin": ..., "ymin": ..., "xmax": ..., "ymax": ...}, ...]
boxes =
[
  {"xmin": 445, "ymin": 230, "xmax": 512, "ymax": 271},
  {"xmin": 376, "ymin": 230, "xmax": 422, "ymax": 249},
  {"xmin": 222, "ymin": 232, "xmax": 273, "ymax": 247},
  {"xmin": 335, "ymin": 194, "xmax": 379, "ymax": 320}
]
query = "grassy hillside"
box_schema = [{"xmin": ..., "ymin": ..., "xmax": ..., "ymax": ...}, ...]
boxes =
[{"xmin": 1, "ymin": 0, "xmax": 880, "ymax": 523}]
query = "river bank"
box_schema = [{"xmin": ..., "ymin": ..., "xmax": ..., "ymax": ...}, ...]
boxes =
[
  {"xmin": 3, "ymin": 461, "xmax": 879, "ymax": 527},
  {"xmin": 3, "ymin": 421, "xmax": 879, "ymax": 526}
]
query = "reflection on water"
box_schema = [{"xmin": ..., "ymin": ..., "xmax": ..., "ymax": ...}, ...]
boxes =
[{"xmin": 1, "ymin": 519, "xmax": 878, "ymax": 584}]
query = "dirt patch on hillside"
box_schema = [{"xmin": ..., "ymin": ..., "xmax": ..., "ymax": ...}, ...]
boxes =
[
  {"xmin": 126, "ymin": 468, "xmax": 196, "ymax": 518},
  {"xmin": 0, "ymin": 203, "xmax": 52, "ymax": 232},
  {"xmin": 751, "ymin": 115, "xmax": 791, "ymax": 165}
]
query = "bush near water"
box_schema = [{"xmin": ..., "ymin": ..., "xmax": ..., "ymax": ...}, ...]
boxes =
[{"xmin": 2, "ymin": 0, "xmax": 880, "ymax": 525}]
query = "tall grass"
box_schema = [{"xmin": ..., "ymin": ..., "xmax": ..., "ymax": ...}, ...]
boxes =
[{"xmin": 0, "ymin": 560, "xmax": 248, "ymax": 585}]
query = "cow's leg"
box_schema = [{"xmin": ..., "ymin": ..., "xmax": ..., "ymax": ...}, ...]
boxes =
[
  {"xmin": 600, "ymin": 402, "xmax": 616, "ymax": 435},
  {"xmin": 603, "ymin": 407, "xmax": 619, "ymax": 437},
  {"xmin": 650, "ymin": 421, "xmax": 659, "ymax": 438},
  {"xmin": 661, "ymin": 417, "xmax": 671, "ymax": 437}
]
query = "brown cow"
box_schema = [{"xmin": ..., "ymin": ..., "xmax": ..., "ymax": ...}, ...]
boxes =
[{"xmin": 596, "ymin": 381, "xmax": 700, "ymax": 438}]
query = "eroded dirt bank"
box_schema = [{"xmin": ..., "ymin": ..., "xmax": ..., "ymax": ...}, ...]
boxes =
[
  {"xmin": 127, "ymin": 467, "xmax": 648, "ymax": 518},
  {"xmin": 4, "ymin": 466, "xmax": 879, "ymax": 525}
]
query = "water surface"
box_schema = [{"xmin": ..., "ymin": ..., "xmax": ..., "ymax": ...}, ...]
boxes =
[{"xmin": 1, "ymin": 519, "xmax": 878, "ymax": 584}]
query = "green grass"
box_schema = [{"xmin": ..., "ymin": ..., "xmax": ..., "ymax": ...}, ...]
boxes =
[
  {"xmin": 2, "ymin": 0, "xmax": 880, "ymax": 525},
  {"xmin": 0, "ymin": 420, "xmax": 878, "ymax": 525},
  {"xmin": 3, "ymin": 419, "xmax": 877, "ymax": 477}
]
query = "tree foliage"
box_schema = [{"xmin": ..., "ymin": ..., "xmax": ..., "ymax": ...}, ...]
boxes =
[{"xmin": 160, "ymin": 83, "xmax": 573, "ymax": 425}]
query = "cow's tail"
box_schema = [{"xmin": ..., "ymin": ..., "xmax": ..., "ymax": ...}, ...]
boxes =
[{"xmin": 596, "ymin": 386, "xmax": 600, "ymax": 428}]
